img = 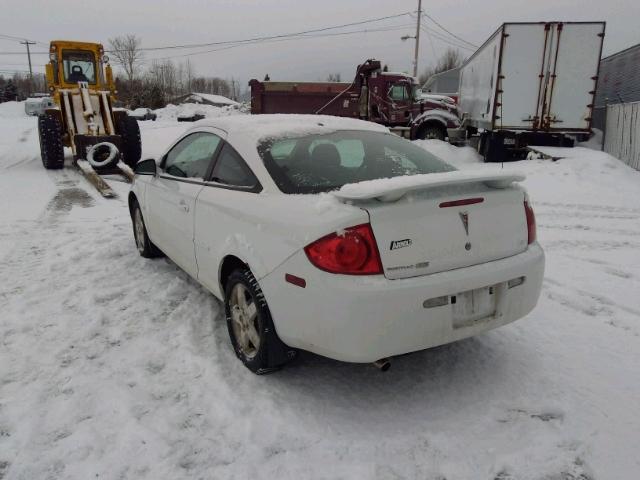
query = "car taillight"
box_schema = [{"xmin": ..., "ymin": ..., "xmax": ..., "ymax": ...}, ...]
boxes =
[
  {"xmin": 304, "ymin": 224, "xmax": 383, "ymax": 275},
  {"xmin": 524, "ymin": 200, "xmax": 536, "ymax": 244}
]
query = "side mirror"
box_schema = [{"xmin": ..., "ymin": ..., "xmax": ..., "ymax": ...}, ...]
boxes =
[{"xmin": 135, "ymin": 158, "xmax": 157, "ymax": 176}]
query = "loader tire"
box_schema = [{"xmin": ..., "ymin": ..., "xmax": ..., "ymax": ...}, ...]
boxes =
[
  {"xmin": 38, "ymin": 114, "xmax": 65, "ymax": 170},
  {"xmin": 117, "ymin": 115, "xmax": 142, "ymax": 168}
]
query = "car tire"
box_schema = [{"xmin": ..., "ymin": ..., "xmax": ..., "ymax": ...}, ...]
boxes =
[
  {"xmin": 225, "ymin": 268, "xmax": 296, "ymax": 374},
  {"xmin": 417, "ymin": 124, "xmax": 446, "ymax": 141},
  {"xmin": 38, "ymin": 114, "xmax": 65, "ymax": 169},
  {"xmin": 116, "ymin": 115, "xmax": 142, "ymax": 168},
  {"xmin": 131, "ymin": 201, "xmax": 163, "ymax": 258}
]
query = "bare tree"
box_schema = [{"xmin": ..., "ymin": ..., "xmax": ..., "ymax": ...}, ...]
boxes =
[
  {"xmin": 419, "ymin": 47, "xmax": 465, "ymax": 85},
  {"xmin": 109, "ymin": 34, "xmax": 144, "ymax": 82},
  {"xmin": 326, "ymin": 73, "xmax": 341, "ymax": 82}
]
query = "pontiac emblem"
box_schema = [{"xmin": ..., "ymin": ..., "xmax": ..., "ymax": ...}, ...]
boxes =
[{"xmin": 459, "ymin": 211, "xmax": 469, "ymax": 235}]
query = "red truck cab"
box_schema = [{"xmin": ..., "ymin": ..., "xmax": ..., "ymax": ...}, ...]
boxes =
[{"xmin": 249, "ymin": 59, "xmax": 460, "ymax": 141}]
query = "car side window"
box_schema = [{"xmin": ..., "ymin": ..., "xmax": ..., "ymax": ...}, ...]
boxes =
[
  {"xmin": 210, "ymin": 144, "xmax": 260, "ymax": 189},
  {"xmin": 164, "ymin": 132, "xmax": 221, "ymax": 179}
]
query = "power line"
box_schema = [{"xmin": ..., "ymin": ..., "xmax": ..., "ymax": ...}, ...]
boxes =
[
  {"xmin": 0, "ymin": 69, "xmax": 43, "ymax": 74},
  {"xmin": 0, "ymin": 34, "xmax": 47, "ymax": 45},
  {"xmin": 147, "ymin": 23, "xmax": 417, "ymax": 61},
  {"xmin": 0, "ymin": 11, "xmax": 415, "ymax": 60},
  {"xmin": 116, "ymin": 11, "xmax": 413, "ymax": 53},
  {"xmin": 420, "ymin": 12, "xmax": 478, "ymax": 49},
  {"xmin": 0, "ymin": 51, "xmax": 48, "ymax": 55},
  {"xmin": 421, "ymin": 22, "xmax": 438, "ymax": 59},
  {"xmin": 420, "ymin": 24, "xmax": 476, "ymax": 52},
  {"xmin": 0, "ymin": 12, "xmax": 414, "ymax": 58}
]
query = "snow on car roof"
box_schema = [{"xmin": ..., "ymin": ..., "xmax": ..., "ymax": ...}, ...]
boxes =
[{"xmin": 193, "ymin": 114, "xmax": 390, "ymax": 141}]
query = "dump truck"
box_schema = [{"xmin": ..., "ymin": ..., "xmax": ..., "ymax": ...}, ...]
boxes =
[
  {"xmin": 38, "ymin": 40, "xmax": 141, "ymax": 196},
  {"xmin": 449, "ymin": 22, "xmax": 606, "ymax": 161},
  {"xmin": 249, "ymin": 59, "xmax": 460, "ymax": 141}
]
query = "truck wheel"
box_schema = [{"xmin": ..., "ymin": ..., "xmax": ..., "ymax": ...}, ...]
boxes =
[
  {"xmin": 116, "ymin": 115, "xmax": 142, "ymax": 168},
  {"xmin": 224, "ymin": 268, "xmax": 296, "ymax": 374},
  {"xmin": 417, "ymin": 124, "xmax": 445, "ymax": 141},
  {"xmin": 38, "ymin": 114, "xmax": 65, "ymax": 169}
]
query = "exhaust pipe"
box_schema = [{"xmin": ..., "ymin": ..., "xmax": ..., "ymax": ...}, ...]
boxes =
[{"xmin": 373, "ymin": 358, "xmax": 391, "ymax": 372}]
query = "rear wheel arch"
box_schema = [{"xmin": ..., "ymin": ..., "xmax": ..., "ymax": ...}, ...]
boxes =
[
  {"xmin": 219, "ymin": 255, "xmax": 249, "ymax": 293},
  {"xmin": 128, "ymin": 192, "xmax": 138, "ymax": 215},
  {"xmin": 223, "ymin": 264, "xmax": 296, "ymax": 373}
]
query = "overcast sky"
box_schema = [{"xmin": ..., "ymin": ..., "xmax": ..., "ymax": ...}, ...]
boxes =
[{"xmin": 1, "ymin": 0, "xmax": 638, "ymax": 87}]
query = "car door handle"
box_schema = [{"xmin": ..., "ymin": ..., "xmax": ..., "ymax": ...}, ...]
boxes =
[{"xmin": 179, "ymin": 200, "xmax": 190, "ymax": 212}]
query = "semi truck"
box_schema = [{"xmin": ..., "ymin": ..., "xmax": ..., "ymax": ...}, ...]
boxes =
[
  {"xmin": 449, "ymin": 21, "xmax": 606, "ymax": 161},
  {"xmin": 249, "ymin": 59, "xmax": 460, "ymax": 141}
]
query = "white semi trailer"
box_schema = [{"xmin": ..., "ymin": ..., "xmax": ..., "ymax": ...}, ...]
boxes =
[{"xmin": 449, "ymin": 21, "xmax": 605, "ymax": 162}]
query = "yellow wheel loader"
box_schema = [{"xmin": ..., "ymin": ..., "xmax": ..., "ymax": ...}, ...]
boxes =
[{"xmin": 39, "ymin": 40, "xmax": 141, "ymax": 197}]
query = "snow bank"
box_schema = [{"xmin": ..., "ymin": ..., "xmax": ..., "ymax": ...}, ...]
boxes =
[
  {"xmin": 413, "ymin": 138, "xmax": 482, "ymax": 167},
  {"xmin": 188, "ymin": 92, "xmax": 238, "ymax": 106},
  {"xmin": 0, "ymin": 100, "xmax": 28, "ymax": 119},
  {"xmin": 153, "ymin": 103, "xmax": 244, "ymax": 121}
]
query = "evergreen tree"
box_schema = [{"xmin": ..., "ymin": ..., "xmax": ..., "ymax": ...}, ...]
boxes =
[
  {"xmin": 146, "ymin": 83, "xmax": 165, "ymax": 109},
  {"xmin": 3, "ymin": 80, "xmax": 18, "ymax": 102}
]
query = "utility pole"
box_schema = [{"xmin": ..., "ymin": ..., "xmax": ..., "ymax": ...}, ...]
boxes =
[
  {"xmin": 413, "ymin": 0, "xmax": 422, "ymax": 77},
  {"xmin": 20, "ymin": 40, "xmax": 36, "ymax": 94}
]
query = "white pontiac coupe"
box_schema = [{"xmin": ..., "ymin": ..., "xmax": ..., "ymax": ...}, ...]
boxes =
[{"xmin": 129, "ymin": 115, "xmax": 544, "ymax": 373}]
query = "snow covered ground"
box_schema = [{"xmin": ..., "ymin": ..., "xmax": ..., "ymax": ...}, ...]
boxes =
[{"xmin": 1, "ymin": 101, "xmax": 639, "ymax": 479}]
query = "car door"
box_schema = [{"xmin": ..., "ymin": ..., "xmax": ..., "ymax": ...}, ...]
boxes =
[
  {"xmin": 194, "ymin": 142, "xmax": 262, "ymax": 297},
  {"xmin": 144, "ymin": 131, "xmax": 222, "ymax": 277}
]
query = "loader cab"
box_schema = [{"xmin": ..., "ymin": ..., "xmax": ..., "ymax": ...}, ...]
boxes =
[
  {"xmin": 46, "ymin": 40, "xmax": 115, "ymax": 94},
  {"xmin": 62, "ymin": 50, "xmax": 96, "ymax": 84}
]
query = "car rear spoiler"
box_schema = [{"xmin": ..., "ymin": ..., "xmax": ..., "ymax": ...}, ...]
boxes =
[{"xmin": 333, "ymin": 170, "xmax": 525, "ymax": 202}]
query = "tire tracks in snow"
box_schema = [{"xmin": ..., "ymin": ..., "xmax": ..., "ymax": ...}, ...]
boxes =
[
  {"xmin": 535, "ymin": 201, "xmax": 640, "ymax": 215},
  {"xmin": 543, "ymin": 277, "xmax": 640, "ymax": 336},
  {"xmin": 0, "ymin": 173, "xmax": 229, "ymax": 478}
]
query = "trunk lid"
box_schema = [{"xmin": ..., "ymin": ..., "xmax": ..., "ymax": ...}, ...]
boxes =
[{"xmin": 334, "ymin": 172, "xmax": 529, "ymax": 280}]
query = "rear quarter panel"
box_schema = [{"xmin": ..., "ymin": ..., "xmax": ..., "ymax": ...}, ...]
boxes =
[{"xmin": 193, "ymin": 190, "xmax": 368, "ymax": 299}]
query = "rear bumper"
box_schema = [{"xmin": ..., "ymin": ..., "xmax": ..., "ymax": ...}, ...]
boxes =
[{"xmin": 260, "ymin": 243, "xmax": 545, "ymax": 363}]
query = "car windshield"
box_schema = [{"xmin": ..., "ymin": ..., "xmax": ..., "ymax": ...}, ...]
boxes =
[
  {"xmin": 258, "ymin": 130, "xmax": 455, "ymax": 194},
  {"xmin": 62, "ymin": 50, "xmax": 96, "ymax": 84}
]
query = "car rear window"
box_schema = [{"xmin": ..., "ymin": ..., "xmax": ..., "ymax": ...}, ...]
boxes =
[{"xmin": 257, "ymin": 130, "xmax": 455, "ymax": 194}]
